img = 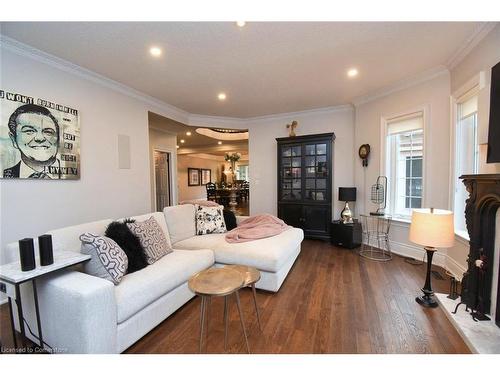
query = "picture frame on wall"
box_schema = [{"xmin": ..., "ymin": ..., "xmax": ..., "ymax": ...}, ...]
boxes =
[
  {"xmin": 188, "ymin": 168, "xmax": 200, "ymax": 186},
  {"xmin": 201, "ymin": 168, "xmax": 211, "ymax": 185}
]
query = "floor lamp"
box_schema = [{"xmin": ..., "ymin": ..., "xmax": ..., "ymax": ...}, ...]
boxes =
[{"xmin": 409, "ymin": 208, "xmax": 454, "ymax": 308}]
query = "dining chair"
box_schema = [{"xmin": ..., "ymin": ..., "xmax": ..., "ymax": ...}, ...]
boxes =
[
  {"xmin": 206, "ymin": 182, "xmax": 217, "ymax": 201},
  {"xmin": 240, "ymin": 181, "xmax": 249, "ymax": 201}
]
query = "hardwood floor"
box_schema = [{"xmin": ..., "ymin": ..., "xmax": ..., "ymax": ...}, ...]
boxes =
[
  {"xmin": 0, "ymin": 240, "xmax": 470, "ymax": 354},
  {"xmin": 127, "ymin": 240, "xmax": 469, "ymax": 354}
]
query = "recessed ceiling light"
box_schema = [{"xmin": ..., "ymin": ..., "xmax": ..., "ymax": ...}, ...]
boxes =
[
  {"xmin": 236, "ymin": 21, "xmax": 246, "ymax": 27},
  {"xmin": 186, "ymin": 131, "xmax": 192, "ymax": 136},
  {"xmin": 218, "ymin": 141, "xmax": 222, "ymax": 145},
  {"xmin": 176, "ymin": 145, "xmax": 179, "ymax": 149},
  {"xmin": 149, "ymin": 46, "xmax": 162, "ymax": 57},
  {"xmin": 180, "ymin": 139, "xmax": 185, "ymax": 143},
  {"xmin": 218, "ymin": 93, "xmax": 227, "ymax": 101},
  {"xmin": 347, "ymin": 68, "xmax": 359, "ymax": 78}
]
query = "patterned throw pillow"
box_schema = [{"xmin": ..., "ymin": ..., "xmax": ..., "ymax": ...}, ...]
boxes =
[
  {"xmin": 80, "ymin": 233, "xmax": 128, "ymax": 285},
  {"xmin": 127, "ymin": 216, "xmax": 172, "ymax": 264},
  {"xmin": 195, "ymin": 204, "xmax": 227, "ymax": 235}
]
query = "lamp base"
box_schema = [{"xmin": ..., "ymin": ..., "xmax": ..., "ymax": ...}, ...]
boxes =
[
  {"xmin": 340, "ymin": 202, "xmax": 353, "ymax": 224},
  {"xmin": 415, "ymin": 294, "xmax": 438, "ymax": 308},
  {"xmin": 415, "ymin": 247, "xmax": 439, "ymax": 308}
]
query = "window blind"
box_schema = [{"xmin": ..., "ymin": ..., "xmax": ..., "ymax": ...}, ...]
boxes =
[
  {"xmin": 459, "ymin": 95, "xmax": 478, "ymax": 119},
  {"xmin": 387, "ymin": 112, "xmax": 424, "ymax": 136}
]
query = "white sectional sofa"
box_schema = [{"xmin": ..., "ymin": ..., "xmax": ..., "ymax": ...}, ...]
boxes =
[{"xmin": 2, "ymin": 205, "xmax": 304, "ymax": 353}]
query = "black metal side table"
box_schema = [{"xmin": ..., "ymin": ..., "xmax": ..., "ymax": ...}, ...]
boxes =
[
  {"xmin": 0, "ymin": 251, "xmax": 90, "ymax": 353},
  {"xmin": 330, "ymin": 220, "xmax": 362, "ymax": 249}
]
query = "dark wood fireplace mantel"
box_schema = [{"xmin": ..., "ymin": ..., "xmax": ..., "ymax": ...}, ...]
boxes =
[{"xmin": 459, "ymin": 174, "xmax": 500, "ymax": 327}]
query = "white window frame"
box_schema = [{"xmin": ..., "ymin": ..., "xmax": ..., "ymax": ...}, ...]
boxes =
[
  {"xmin": 380, "ymin": 106, "xmax": 428, "ymax": 221},
  {"xmin": 449, "ymin": 73, "xmax": 483, "ymax": 239}
]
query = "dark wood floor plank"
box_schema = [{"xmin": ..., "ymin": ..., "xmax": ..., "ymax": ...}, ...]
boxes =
[{"xmin": 0, "ymin": 240, "xmax": 471, "ymax": 354}]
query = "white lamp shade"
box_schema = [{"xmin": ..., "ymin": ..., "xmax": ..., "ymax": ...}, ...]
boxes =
[{"xmin": 409, "ymin": 208, "xmax": 455, "ymax": 248}]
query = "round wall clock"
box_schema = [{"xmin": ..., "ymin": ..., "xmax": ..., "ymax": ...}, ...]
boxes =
[{"xmin": 358, "ymin": 144, "xmax": 370, "ymax": 167}]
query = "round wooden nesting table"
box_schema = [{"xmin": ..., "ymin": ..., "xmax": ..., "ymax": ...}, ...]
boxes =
[
  {"xmin": 223, "ymin": 265, "xmax": 262, "ymax": 332},
  {"xmin": 188, "ymin": 267, "xmax": 249, "ymax": 353}
]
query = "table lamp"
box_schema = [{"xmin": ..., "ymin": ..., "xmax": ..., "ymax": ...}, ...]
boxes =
[
  {"xmin": 339, "ymin": 187, "xmax": 357, "ymax": 224},
  {"xmin": 409, "ymin": 208, "xmax": 454, "ymax": 308}
]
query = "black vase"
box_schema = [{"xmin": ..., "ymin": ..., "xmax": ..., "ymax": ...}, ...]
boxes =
[
  {"xmin": 38, "ymin": 234, "xmax": 54, "ymax": 266},
  {"xmin": 19, "ymin": 238, "xmax": 36, "ymax": 271}
]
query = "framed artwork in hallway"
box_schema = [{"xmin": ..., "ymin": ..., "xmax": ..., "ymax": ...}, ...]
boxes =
[
  {"xmin": 188, "ymin": 168, "xmax": 200, "ymax": 186},
  {"xmin": 201, "ymin": 168, "xmax": 211, "ymax": 185}
]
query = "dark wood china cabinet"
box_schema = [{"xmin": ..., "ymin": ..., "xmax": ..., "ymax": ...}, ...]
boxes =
[{"xmin": 276, "ymin": 133, "xmax": 335, "ymax": 240}]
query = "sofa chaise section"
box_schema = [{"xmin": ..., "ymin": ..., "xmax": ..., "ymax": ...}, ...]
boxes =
[{"xmin": 164, "ymin": 204, "xmax": 304, "ymax": 292}]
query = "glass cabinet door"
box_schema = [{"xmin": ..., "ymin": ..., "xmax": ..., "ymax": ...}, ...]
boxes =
[
  {"xmin": 304, "ymin": 142, "xmax": 328, "ymax": 201},
  {"xmin": 281, "ymin": 145, "xmax": 302, "ymax": 201}
]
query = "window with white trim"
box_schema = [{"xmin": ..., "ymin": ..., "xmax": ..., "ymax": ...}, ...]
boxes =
[
  {"xmin": 454, "ymin": 92, "xmax": 478, "ymax": 234},
  {"xmin": 385, "ymin": 112, "xmax": 424, "ymax": 219}
]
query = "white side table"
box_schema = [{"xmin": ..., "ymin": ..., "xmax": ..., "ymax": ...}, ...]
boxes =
[{"xmin": 0, "ymin": 251, "xmax": 90, "ymax": 352}]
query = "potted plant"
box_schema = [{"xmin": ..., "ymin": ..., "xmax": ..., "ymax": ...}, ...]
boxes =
[{"xmin": 224, "ymin": 152, "xmax": 241, "ymax": 181}]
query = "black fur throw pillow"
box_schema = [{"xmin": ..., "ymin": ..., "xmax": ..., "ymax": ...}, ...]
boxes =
[
  {"xmin": 223, "ymin": 209, "xmax": 237, "ymax": 231},
  {"xmin": 105, "ymin": 219, "xmax": 148, "ymax": 274}
]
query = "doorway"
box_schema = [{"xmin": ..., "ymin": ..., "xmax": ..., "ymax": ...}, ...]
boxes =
[{"xmin": 154, "ymin": 150, "xmax": 171, "ymax": 211}]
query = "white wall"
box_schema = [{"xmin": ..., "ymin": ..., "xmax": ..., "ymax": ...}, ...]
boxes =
[
  {"xmin": 149, "ymin": 128, "xmax": 178, "ymax": 210},
  {"xmin": 246, "ymin": 106, "xmax": 355, "ymax": 218},
  {"xmin": 354, "ymin": 72, "xmax": 453, "ymax": 270},
  {"xmin": 0, "ymin": 44, "xmax": 188, "ymax": 255}
]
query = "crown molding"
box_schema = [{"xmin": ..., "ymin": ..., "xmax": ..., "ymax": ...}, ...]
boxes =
[
  {"xmin": 188, "ymin": 113, "xmax": 247, "ymax": 128},
  {"xmin": 189, "ymin": 104, "xmax": 354, "ymax": 126},
  {"xmin": 0, "ymin": 34, "xmax": 190, "ymax": 124},
  {"xmin": 446, "ymin": 22, "xmax": 498, "ymax": 70},
  {"xmin": 243, "ymin": 104, "xmax": 354, "ymax": 123},
  {"xmin": 352, "ymin": 65, "xmax": 449, "ymax": 107}
]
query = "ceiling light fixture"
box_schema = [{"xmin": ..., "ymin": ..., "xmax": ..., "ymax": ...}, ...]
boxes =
[
  {"xmin": 347, "ymin": 68, "xmax": 359, "ymax": 78},
  {"xmin": 236, "ymin": 21, "xmax": 246, "ymax": 27},
  {"xmin": 176, "ymin": 145, "xmax": 179, "ymax": 149},
  {"xmin": 186, "ymin": 131, "xmax": 192, "ymax": 136},
  {"xmin": 180, "ymin": 139, "xmax": 185, "ymax": 143},
  {"xmin": 218, "ymin": 93, "xmax": 227, "ymax": 101},
  {"xmin": 149, "ymin": 46, "xmax": 162, "ymax": 57},
  {"xmin": 218, "ymin": 141, "xmax": 222, "ymax": 145}
]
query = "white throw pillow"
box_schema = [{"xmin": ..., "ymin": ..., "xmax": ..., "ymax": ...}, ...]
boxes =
[
  {"xmin": 163, "ymin": 204, "xmax": 196, "ymax": 244},
  {"xmin": 195, "ymin": 204, "xmax": 227, "ymax": 235}
]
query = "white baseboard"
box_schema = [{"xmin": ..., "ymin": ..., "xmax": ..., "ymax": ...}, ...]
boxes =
[
  {"xmin": 445, "ymin": 256, "xmax": 467, "ymax": 282},
  {"xmin": 363, "ymin": 239, "xmax": 465, "ymax": 280}
]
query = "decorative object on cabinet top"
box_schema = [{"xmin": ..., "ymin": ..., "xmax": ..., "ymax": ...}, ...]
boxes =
[{"xmin": 286, "ymin": 120, "xmax": 298, "ymax": 137}]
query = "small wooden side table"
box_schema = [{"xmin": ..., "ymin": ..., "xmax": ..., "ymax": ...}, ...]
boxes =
[
  {"xmin": 188, "ymin": 267, "xmax": 249, "ymax": 353},
  {"xmin": 224, "ymin": 265, "xmax": 262, "ymax": 333},
  {"xmin": 0, "ymin": 251, "xmax": 91, "ymax": 352}
]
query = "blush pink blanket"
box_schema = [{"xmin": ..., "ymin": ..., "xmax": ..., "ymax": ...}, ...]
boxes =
[{"xmin": 225, "ymin": 214, "xmax": 291, "ymax": 243}]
